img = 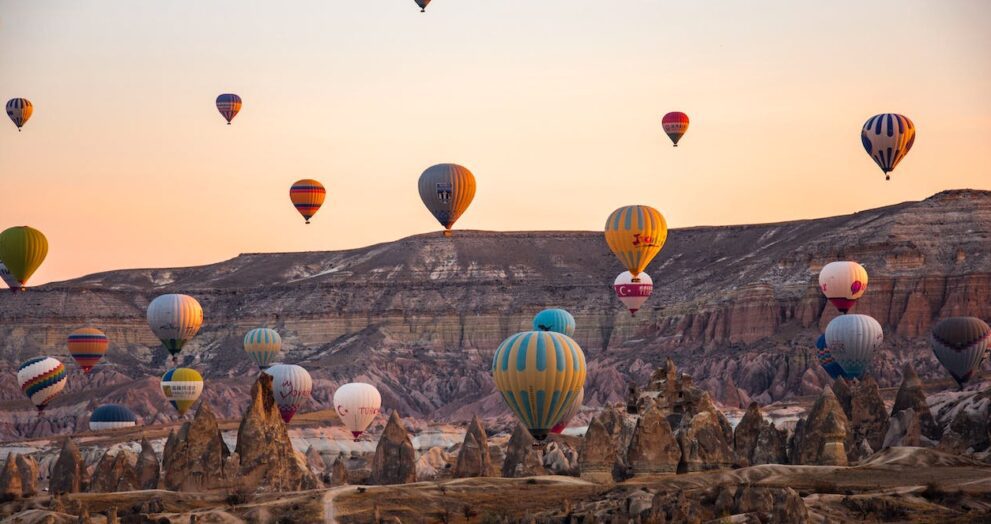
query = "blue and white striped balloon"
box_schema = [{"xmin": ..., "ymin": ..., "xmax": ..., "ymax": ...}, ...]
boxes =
[{"xmin": 243, "ymin": 328, "xmax": 282, "ymax": 369}]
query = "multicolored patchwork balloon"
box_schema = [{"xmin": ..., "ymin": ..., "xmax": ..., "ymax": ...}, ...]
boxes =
[
  {"xmin": 861, "ymin": 113, "xmax": 915, "ymax": 181},
  {"xmin": 604, "ymin": 205, "xmax": 667, "ymax": 279},
  {"xmin": 289, "ymin": 179, "xmax": 326, "ymax": 224},
  {"xmin": 17, "ymin": 356, "xmax": 67, "ymax": 412},
  {"xmin": 67, "ymin": 327, "xmax": 109, "ymax": 374},
  {"xmin": 492, "ymin": 330, "xmax": 586, "ymax": 441},
  {"xmin": 161, "ymin": 367, "xmax": 203, "ymax": 415},
  {"xmin": 243, "ymin": 328, "xmax": 282, "ymax": 369},
  {"xmin": 216, "ymin": 93, "xmax": 242, "ymax": 124},
  {"xmin": 661, "ymin": 111, "xmax": 689, "ymax": 147},
  {"xmin": 815, "ymin": 334, "xmax": 845, "ymax": 380},
  {"xmin": 532, "ymin": 308, "xmax": 576, "ymax": 337}
]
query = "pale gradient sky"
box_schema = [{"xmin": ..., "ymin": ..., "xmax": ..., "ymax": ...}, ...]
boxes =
[{"xmin": 1, "ymin": 1, "xmax": 989, "ymax": 284}]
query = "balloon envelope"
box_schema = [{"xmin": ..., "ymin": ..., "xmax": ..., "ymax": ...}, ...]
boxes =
[
  {"xmin": 491, "ymin": 330, "xmax": 586, "ymax": 441},
  {"xmin": 147, "ymin": 294, "xmax": 203, "ymax": 359},
  {"xmin": 861, "ymin": 113, "xmax": 915, "ymax": 180},
  {"xmin": 604, "ymin": 205, "xmax": 667, "ymax": 278},
  {"xmin": 825, "ymin": 314, "xmax": 882, "ymax": 380},
  {"xmin": 818, "ymin": 261, "xmax": 868, "ymax": 313},
  {"xmin": 614, "ymin": 271, "xmax": 653, "ymax": 316},
  {"xmin": 334, "ymin": 382, "xmax": 382, "ymax": 439},
  {"xmin": 161, "ymin": 368, "xmax": 203, "ymax": 415},
  {"xmin": 415, "ymin": 0, "xmax": 431, "ymax": 11},
  {"xmin": 67, "ymin": 328, "xmax": 109, "ymax": 374},
  {"xmin": 289, "ymin": 179, "xmax": 326, "ymax": 224},
  {"xmin": 532, "ymin": 309, "xmax": 576, "ymax": 337},
  {"xmin": 17, "ymin": 356, "xmax": 67, "ymax": 412},
  {"xmin": 0, "ymin": 226, "xmax": 49, "ymax": 289},
  {"xmin": 815, "ymin": 334, "xmax": 845, "ymax": 380},
  {"xmin": 244, "ymin": 328, "xmax": 282, "ymax": 369},
  {"xmin": 265, "ymin": 364, "xmax": 313, "ymax": 423},
  {"xmin": 417, "ymin": 163, "xmax": 476, "ymax": 235},
  {"xmin": 216, "ymin": 93, "xmax": 242, "ymax": 124},
  {"xmin": 661, "ymin": 111, "xmax": 689, "ymax": 146},
  {"xmin": 6, "ymin": 98, "xmax": 33, "ymax": 130},
  {"xmin": 550, "ymin": 387, "xmax": 584, "ymax": 434},
  {"xmin": 89, "ymin": 404, "xmax": 137, "ymax": 431},
  {"xmin": 930, "ymin": 317, "xmax": 990, "ymax": 387}
]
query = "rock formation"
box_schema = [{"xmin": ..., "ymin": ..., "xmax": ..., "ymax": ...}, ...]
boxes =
[
  {"xmin": 791, "ymin": 388, "xmax": 849, "ymax": 466},
  {"xmin": 453, "ymin": 415, "xmax": 494, "ymax": 478},
  {"xmin": 886, "ymin": 363, "xmax": 941, "ymax": 447},
  {"xmin": 501, "ymin": 424, "xmax": 546, "ymax": 478},
  {"xmin": 136, "ymin": 437, "xmax": 160, "ymax": 490},
  {"xmin": 15, "ymin": 454, "xmax": 38, "ymax": 497},
  {"xmin": 370, "ymin": 411, "xmax": 416, "ymax": 485},
  {"xmin": 676, "ymin": 411, "xmax": 734, "ymax": 473},
  {"xmin": 626, "ymin": 404, "xmax": 680, "ymax": 475},
  {"xmin": 0, "ymin": 453, "xmax": 23, "ymax": 501},
  {"xmin": 50, "ymin": 438, "xmax": 85, "ymax": 495},
  {"xmin": 330, "ymin": 454, "xmax": 348, "ymax": 486},
  {"xmin": 734, "ymin": 402, "xmax": 788, "ymax": 467},
  {"xmin": 234, "ymin": 373, "xmax": 318, "ymax": 491},
  {"xmin": 579, "ymin": 418, "xmax": 617, "ymax": 483},
  {"xmin": 161, "ymin": 403, "xmax": 235, "ymax": 491},
  {"xmin": 541, "ymin": 440, "xmax": 579, "ymax": 476},
  {"xmin": 89, "ymin": 450, "xmax": 139, "ymax": 493},
  {"xmin": 844, "ymin": 376, "xmax": 890, "ymax": 460}
]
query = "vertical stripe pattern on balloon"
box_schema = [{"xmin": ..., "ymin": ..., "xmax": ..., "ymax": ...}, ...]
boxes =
[
  {"xmin": 930, "ymin": 317, "xmax": 991, "ymax": 387},
  {"xmin": 824, "ymin": 314, "xmax": 883, "ymax": 379},
  {"xmin": 147, "ymin": 294, "xmax": 204, "ymax": 356},
  {"xmin": 417, "ymin": 163, "xmax": 476, "ymax": 232},
  {"xmin": 604, "ymin": 205, "xmax": 667, "ymax": 278},
  {"xmin": 6, "ymin": 98, "xmax": 33, "ymax": 129},
  {"xmin": 216, "ymin": 93, "xmax": 242, "ymax": 123},
  {"xmin": 243, "ymin": 328, "xmax": 282, "ymax": 369},
  {"xmin": 0, "ymin": 226, "xmax": 49, "ymax": 287},
  {"xmin": 861, "ymin": 113, "xmax": 915, "ymax": 178},
  {"xmin": 661, "ymin": 111, "xmax": 689, "ymax": 146}
]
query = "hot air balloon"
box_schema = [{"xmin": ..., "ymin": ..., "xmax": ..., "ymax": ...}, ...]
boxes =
[
  {"xmin": 89, "ymin": 404, "xmax": 137, "ymax": 431},
  {"xmin": 67, "ymin": 328, "xmax": 109, "ymax": 374},
  {"xmin": 243, "ymin": 328, "xmax": 281, "ymax": 369},
  {"xmin": 824, "ymin": 314, "xmax": 882, "ymax": 380},
  {"xmin": 289, "ymin": 179, "xmax": 326, "ymax": 224},
  {"xmin": 17, "ymin": 357, "xmax": 67, "ymax": 413},
  {"xmin": 532, "ymin": 308, "xmax": 576, "ymax": 337},
  {"xmin": 265, "ymin": 364, "xmax": 312, "ymax": 423},
  {"xmin": 930, "ymin": 317, "xmax": 991, "ymax": 388},
  {"xmin": 604, "ymin": 205, "xmax": 667, "ymax": 279},
  {"xmin": 0, "ymin": 262, "xmax": 21, "ymax": 291},
  {"xmin": 0, "ymin": 226, "xmax": 49, "ymax": 291},
  {"xmin": 818, "ymin": 261, "xmax": 868, "ymax": 314},
  {"xmin": 550, "ymin": 387, "xmax": 584, "ymax": 434},
  {"xmin": 415, "ymin": 0, "xmax": 431, "ymax": 12},
  {"xmin": 661, "ymin": 111, "xmax": 689, "ymax": 147},
  {"xmin": 216, "ymin": 93, "xmax": 242, "ymax": 124},
  {"xmin": 147, "ymin": 294, "xmax": 203, "ymax": 362},
  {"xmin": 6, "ymin": 98, "xmax": 33, "ymax": 131},
  {"xmin": 492, "ymin": 330, "xmax": 586, "ymax": 441},
  {"xmin": 614, "ymin": 271, "xmax": 653, "ymax": 316},
  {"xmin": 161, "ymin": 368, "xmax": 204, "ymax": 415},
  {"xmin": 334, "ymin": 382, "xmax": 382, "ymax": 440},
  {"xmin": 815, "ymin": 334, "xmax": 845, "ymax": 380},
  {"xmin": 861, "ymin": 113, "xmax": 915, "ymax": 181},
  {"xmin": 418, "ymin": 163, "xmax": 476, "ymax": 237}
]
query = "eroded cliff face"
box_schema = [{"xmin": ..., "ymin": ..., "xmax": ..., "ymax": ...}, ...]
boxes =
[{"xmin": 1, "ymin": 190, "xmax": 989, "ymax": 438}]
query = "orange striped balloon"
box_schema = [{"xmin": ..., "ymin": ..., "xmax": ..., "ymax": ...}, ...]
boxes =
[
  {"xmin": 289, "ymin": 179, "xmax": 327, "ymax": 224},
  {"xmin": 604, "ymin": 205, "xmax": 667, "ymax": 278},
  {"xmin": 67, "ymin": 328, "xmax": 109, "ymax": 374}
]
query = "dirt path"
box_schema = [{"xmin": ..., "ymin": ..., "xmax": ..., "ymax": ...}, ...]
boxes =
[{"xmin": 322, "ymin": 486, "xmax": 358, "ymax": 523}]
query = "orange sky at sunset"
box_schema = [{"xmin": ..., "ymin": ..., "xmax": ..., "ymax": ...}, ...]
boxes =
[{"xmin": 1, "ymin": 1, "xmax": 989, "ymax": 284}]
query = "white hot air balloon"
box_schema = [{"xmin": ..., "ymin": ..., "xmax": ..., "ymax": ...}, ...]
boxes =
[
  {"xmin": 824, "ymin": 314, "xmax": 883, "ymax": 380},
  {"xmin": 818, "ymin": 261, "xmax": 868, "ymax": 314},
  {"xmin": 264, "ymin": 364, "xmax": 312, "ymax": 423},
  {"xmin": 334, "ymin": 382, "xmax": 382, "ymax": 440},
  {"xmin": 614, "ymin": 271, "xmax": 653, "ymax": 316},
  {"xmin": 147, "ymin": 294, "xmax": 204, "ymax": 362}
]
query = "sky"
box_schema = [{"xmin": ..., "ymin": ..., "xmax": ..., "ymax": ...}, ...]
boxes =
[{"xmin": 1, "ymin": 0, "xmax": 989, "ymax": 284}]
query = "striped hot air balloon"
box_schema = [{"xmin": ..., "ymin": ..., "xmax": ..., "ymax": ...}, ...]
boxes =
[
  {"xmin": 825, "ymin": 314, "xmax": 883, "ymax": 380},
  {"xmin": 334, "ymin": 382, "xmax": 382, "ymax": 440},
  {"xmin": 861, "ymin": 113, "xmax": 915, "ymax": 181},
  {"xmin": 0, "ymin": 226, "xmax": 49, "ymax": 291},
  {"xmin": 89, "ymin": 404, "xmax": 137, "ymax": 431},
  {"xmin": 491, "ymin": 330, "xmax": 586, "ymax": 441},
  {"xmin": 816, "ymin": 334, "xmax": 845, "ymax": 380},
  {"xmin": 614, "ymin": 271, "xmax": 653, "ymax": 316},
  {"xmin": 161, "ymin": 368, "xmax": 203, "ymax": 415},
  {"xmin": 0, "ymin": 262, "xmax": 21, "ymax": 292},
  {"xmin": 289, "ymin": 179, "xmax": 326, "ymax": 224},
  {"xmin": 818, "ymin": 261, "xmax": 868, "ymax": 314},
  {"xmin": 930, "ymin": 317, "xmax": 991, "ymax": 388},
  {"xmin": 6, "ymin": 98, "xmax": 33, "ymax": 131},
  {"xmin": 661, "ymin": 111, "xmax": 689, "ymax": 147},
  {"xmin": 550, "ymin": 386, "xmax": 584, "ymax": 434},
  {"xmin": 216, "ymin": 93, "xmax": 242, "ymax": 124},
  {"xmin": 532, "ymin": 308, "xmax": 576, "ymax": 337},
  {"xmin": 243, "ymin": 328, "xmax": 281, "ymax": 369},
  {"xmin": 417, "ymin": 163, "xmax": 476, "ymax": 237},
  {"xmin": 264, "ymin": 364, "xmax": 312, "ymax": 423},
  {"xmin": 604, "ymin": 205, "xmax": 667, "ymax": 279},
  {"xmin": 147, "ymin": 294, "xmax": 203, "ymax": 362},
  {"xmin": 67, "ymin": 328, "xmax": 109, "ymax": 374},
  {"xmin": 415, "ymin": 0, "xmax": 431, "ymax": 12},
  {"xmin": 17, "ymin": 357, "xmax": 67, "ymax": 412}
]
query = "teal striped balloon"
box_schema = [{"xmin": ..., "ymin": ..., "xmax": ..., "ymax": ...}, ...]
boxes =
[
  {"xmin": 243, "ymin": 328, "xmax": 282, "ymax": 369},
  {"xmin": 532, "ymin": 308, "xmax": 576, "ymax": 337}
]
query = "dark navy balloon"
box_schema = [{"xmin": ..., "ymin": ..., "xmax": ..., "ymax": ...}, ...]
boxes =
[{"xmin": 89, "ymin": 404, "xmax": 137, "ymax": 431}]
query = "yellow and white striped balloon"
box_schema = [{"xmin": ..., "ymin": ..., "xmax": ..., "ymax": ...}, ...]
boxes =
[{"xmin": 243, "ymin": 328, "xmax": 282, "ymax": 369}]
